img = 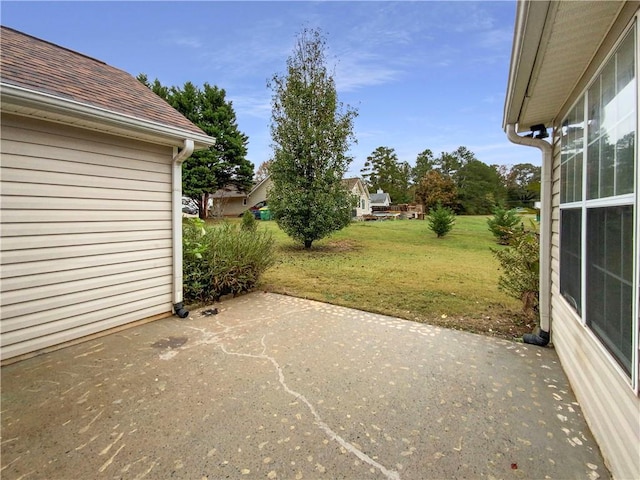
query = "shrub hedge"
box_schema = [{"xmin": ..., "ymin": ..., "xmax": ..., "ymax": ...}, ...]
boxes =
[{"xmin": 183, "ymin": 218, "xmax": 275, "ymax": 303}]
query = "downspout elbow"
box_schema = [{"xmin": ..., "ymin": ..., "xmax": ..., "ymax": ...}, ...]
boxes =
[
  {"xmin": 505, "ymin": 124, "xmax": 552, "ymax": 346},
  {"xmin": 173, "ymin": 138, "xmax": 194, "ymax": 165}
]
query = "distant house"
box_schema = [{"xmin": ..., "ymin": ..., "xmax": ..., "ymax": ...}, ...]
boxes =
[
  {"xmin": 213, "ymin": 175, "xmax": 371, "ymax": 219},
  {"xmin": 370, "ymin": 189, "xmax": 391, "ymax": 212},
  {"xmin": 0, "ymin": 27, "xmax": 215, "ymax": 362},
  {"xmin": 342, "ymin": 177, "xmax": 371, "ymax": 218},
  {"xmin": 210, "ymin": 185, "xmax": 250, "ymax": 217},
  {"xmin": 211, "ymin": 176, "xmax": 272, "ymax": 217},
  {"xmin": 503, "ymin": 2, "xmax": 638, "ymax": 478},
  {"xmin": 244, "ymin": 175, "xmax": 272, "ymax": 212}
]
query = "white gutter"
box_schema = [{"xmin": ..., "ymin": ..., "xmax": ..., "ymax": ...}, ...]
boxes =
[
  {"xmin": 172, "ymin": 139, "xmax": 195, "ymax": 318},
  {"xmin": 506, "ymin": 124, "xmax": 552, "ymax": 337},
  {"xmin": 0, "ymin": 83, "xmax": 215, "ymax": 149}
]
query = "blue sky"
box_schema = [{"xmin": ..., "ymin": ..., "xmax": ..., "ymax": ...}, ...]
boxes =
[{"xmin": 2, "ymin": 1, "xmax": 541, "ymax": 177}]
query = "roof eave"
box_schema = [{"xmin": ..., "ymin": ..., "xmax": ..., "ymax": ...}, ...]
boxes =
[
  {"xmin": 0, "ymin": 83, "xmax": 215, "ymax": 150},
  {"xmin": 502, "ymin": 0, "xmax": 552, "ymax": 132}
]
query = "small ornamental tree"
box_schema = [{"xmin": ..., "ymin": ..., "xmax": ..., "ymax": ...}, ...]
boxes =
[
  {"xmin": 427, "ymin": 203, "xmax": 456, "ymax": 238},
  {"xmin": 241, "ymin": 209, "xmax": 257, "ymax": 232},
  {"xmin": 487, "ymin": 206, "xmax": 522, "ymax": 245},
  {"xmin": 268, "ymin": 28, "xmax": 358, "ymax": 249}
]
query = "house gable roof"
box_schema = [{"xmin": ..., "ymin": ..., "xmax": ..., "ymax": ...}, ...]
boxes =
[
  {"xmin": 341, "ymin": 177, "xmax": 359, "ymax": 190},
  {"xmin": 0, "ymin": 26, "xmax": 213, "ymax": 148},
  {"xmin": 503, "ymin": 0, "xmax": 629, "ymax": 132},
  {"xmin": 370, "ymin": 192, "xmax": 391, "ymax": 204},
  {"xmin": 341, "ymin": 177, "xmax": 369, "ymax": 197},
  {"xmin": 249, "ymin": 175, "xmax": 273, "ymax": 196}
]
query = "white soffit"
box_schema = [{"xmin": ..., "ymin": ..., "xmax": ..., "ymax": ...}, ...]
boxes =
[{"xmin": 506, "ymin": 1, "xmax": 624, "ymax": 132}]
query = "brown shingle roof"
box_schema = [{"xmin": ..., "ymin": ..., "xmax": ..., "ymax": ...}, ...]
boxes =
[{"xmin": 0, "ymin": 26, "xmax": 206, "ymax": 136}]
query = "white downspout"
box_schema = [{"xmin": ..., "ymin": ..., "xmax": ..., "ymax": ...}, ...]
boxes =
[
  {"xmin": 172, "ymin": 139, "xmax": 194, "ymax": 318},
  {"xmin": 506, "ymin": 124, "xmax": 552, "ymax": 337}
]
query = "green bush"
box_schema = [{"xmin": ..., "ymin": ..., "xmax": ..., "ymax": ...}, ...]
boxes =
[
  {"xmin": 241, "ymin": 209, "xmax": 257, "ymax": 232},
  {"xmin": 183, "ymin": 218, "xmax": 275, "ymax": 303},
  {"xmin": 427, "ymin": 203, "xmax": 456, "ymax": 238},
  {"xmin": 487, "ymin": 206, "xmax": 522, "ymax": 245},
  {"xmin": 492, "ymin": 224, "xmax": 539, "ymax": 320}
]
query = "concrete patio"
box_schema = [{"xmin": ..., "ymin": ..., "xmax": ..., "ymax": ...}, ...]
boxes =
[{"xmin": 1, "ymin": 292, "xmax": 609, "ymax": 479}]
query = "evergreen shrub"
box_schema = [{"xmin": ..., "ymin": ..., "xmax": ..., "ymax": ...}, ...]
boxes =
[
  {"xmin": 241, "ymin": 209, "xmax": 257, "ymax": 232},
  {"xmin": 487, "ymin": 206, "xmax": 523, "ymax": 245},
  {"xmin": 427, "ymin": 203, "xmax": 456, "ymax": 238},
  {"xmin": 492, "ymin": 223, "xmax": 539, "ymax": 320}
]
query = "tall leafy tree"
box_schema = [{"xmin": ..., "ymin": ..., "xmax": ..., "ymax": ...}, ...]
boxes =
[
  {"xmin": 414, "ymin": 170, "xmax": 458, "ymax": 213},
  {"xmin": 360, "ymin": 146, "xmax": 411, "ymax": 203},
  {"xmin": 433, "ymin": 146, "xmax": 477, "ymax": 180},
  {"xmin": 412, "ymin": 149, "xmax": 435, "ymax": 185},
  {"xmin": 267, "ymin": 28, "xmax": 358, "ymax": 249},
  {"xmin": 504, "ymin": 163, "xmax": 541, "ymax": 208},
  {"xmin": 138, "ymin": 75, "xmax": 253, "ymax": 218},
  {"xmin": 456, "ymin": 160, "xmax": 506, "ymax": 214}
]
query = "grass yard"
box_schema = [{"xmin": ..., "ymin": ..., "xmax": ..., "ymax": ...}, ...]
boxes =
[{"xmin": 255, "ymin": 216, "xmax": 535, "ymax": 340}]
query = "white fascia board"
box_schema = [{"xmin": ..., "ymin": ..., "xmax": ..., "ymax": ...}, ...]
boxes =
[
  {"xmin": 503, "ymin": 0, "xmax": 552, "ymax": 131},
  {"xmin": 0, "ymin": 83, "xmax": 215, "ymax": 150}
]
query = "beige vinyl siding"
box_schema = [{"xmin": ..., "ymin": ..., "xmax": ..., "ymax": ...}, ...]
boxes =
[
  {"xmin": 550, "ymin": 132, "xmax": 562, "ymax": 289},
  {"xmin": 549, "ymin": 124, "xmax": 640, "ymax": 480},
  {"xmin": 0, "ymin": 114, "xmax": 174, "ymax": 360},
  {"xmin": 551, "ymin": 299, "xmax": 640, "ymax": 479}
]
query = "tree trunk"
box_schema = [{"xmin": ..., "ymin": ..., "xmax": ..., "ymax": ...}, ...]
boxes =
[
  {"xmin": 199, "ymin": 193, "xmax": 209, "ymax": 220},
  {"xmin": 304, "ymin": 239, "xmax": 313, "ymax": 249}
]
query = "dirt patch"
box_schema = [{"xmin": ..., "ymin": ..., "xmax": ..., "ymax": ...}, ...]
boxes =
[
  {"xmin": 324, "ymin": 239, "xmax": 361, "ymax": 252},
  {"xmin": 413, "ymin": 308, "xmax": 535, "ymax": 341},
  {"xmin": 280, "ymin": 239, "xmax": 362, "ymax": 254}
]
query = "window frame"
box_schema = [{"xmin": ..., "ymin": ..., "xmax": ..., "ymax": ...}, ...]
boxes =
[{"xmin": 558, "ymin": 20, "xmax": 639, "ymax": 390}]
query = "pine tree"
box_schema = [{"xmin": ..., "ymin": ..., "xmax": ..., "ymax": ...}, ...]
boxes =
[{"xmin": 138, "ymin": 76, "xmax": 253, "ymax": 218}]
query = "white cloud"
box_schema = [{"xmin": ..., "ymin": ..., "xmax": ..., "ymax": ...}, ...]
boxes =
[
  {"xmin": 164, "ymin": 31, "xmax": 202, "ymax": 49},
  {"xmin": 334, "ymin": 53, "xmax": 404, "ymax": 92},
  {"xmin": 229, "ymin": 93, "xmax": 272, "ymax": 120}
]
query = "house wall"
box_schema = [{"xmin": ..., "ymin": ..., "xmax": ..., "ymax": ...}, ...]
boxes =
[
  {"xmin": 212, "ymin": 196, "xmax": 246, "ymax": 217},
  {"xmin": 349, "ymin": 182, "xmax": 371, "ymax": 217},
  {"xmin": 548, "ymin": 12, "xmax": 640, "ymax": 477},
  {"xmin": 0, "ymin": 114, "xmax": 175, "ymax": 361}
]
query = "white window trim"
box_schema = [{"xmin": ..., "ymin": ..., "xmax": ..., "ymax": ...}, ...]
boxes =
[{"xmin": 634, "ymin": 15, "xmax": 640, "ymax": 391}]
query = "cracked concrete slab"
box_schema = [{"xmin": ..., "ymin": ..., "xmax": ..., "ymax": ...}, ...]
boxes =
[{"xmin": 1, "ymin": 292, "xmax": 610, "ymax": 479}]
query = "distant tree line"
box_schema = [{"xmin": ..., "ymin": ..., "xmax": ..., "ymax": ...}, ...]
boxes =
[{"xmin": 360, "ymin": 145, "xmax": 541, "ymax": 215}]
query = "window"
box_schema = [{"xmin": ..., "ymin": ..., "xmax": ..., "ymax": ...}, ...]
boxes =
[
  {"xmin": 560, "ymin": 209, "xmax": 582, "ymax": 313},
  {"xmin": 586, "ymin": 206, "xmax": 633, "ymax": 373},
  {"xmin": 559, "ymin": 27, "xmax": 637, "ymax": 377}
]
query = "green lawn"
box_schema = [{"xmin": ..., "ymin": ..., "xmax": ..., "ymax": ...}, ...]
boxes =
[{"xmin": 256, "ymin": 216, "xmax": 534, "ymax": 340}]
